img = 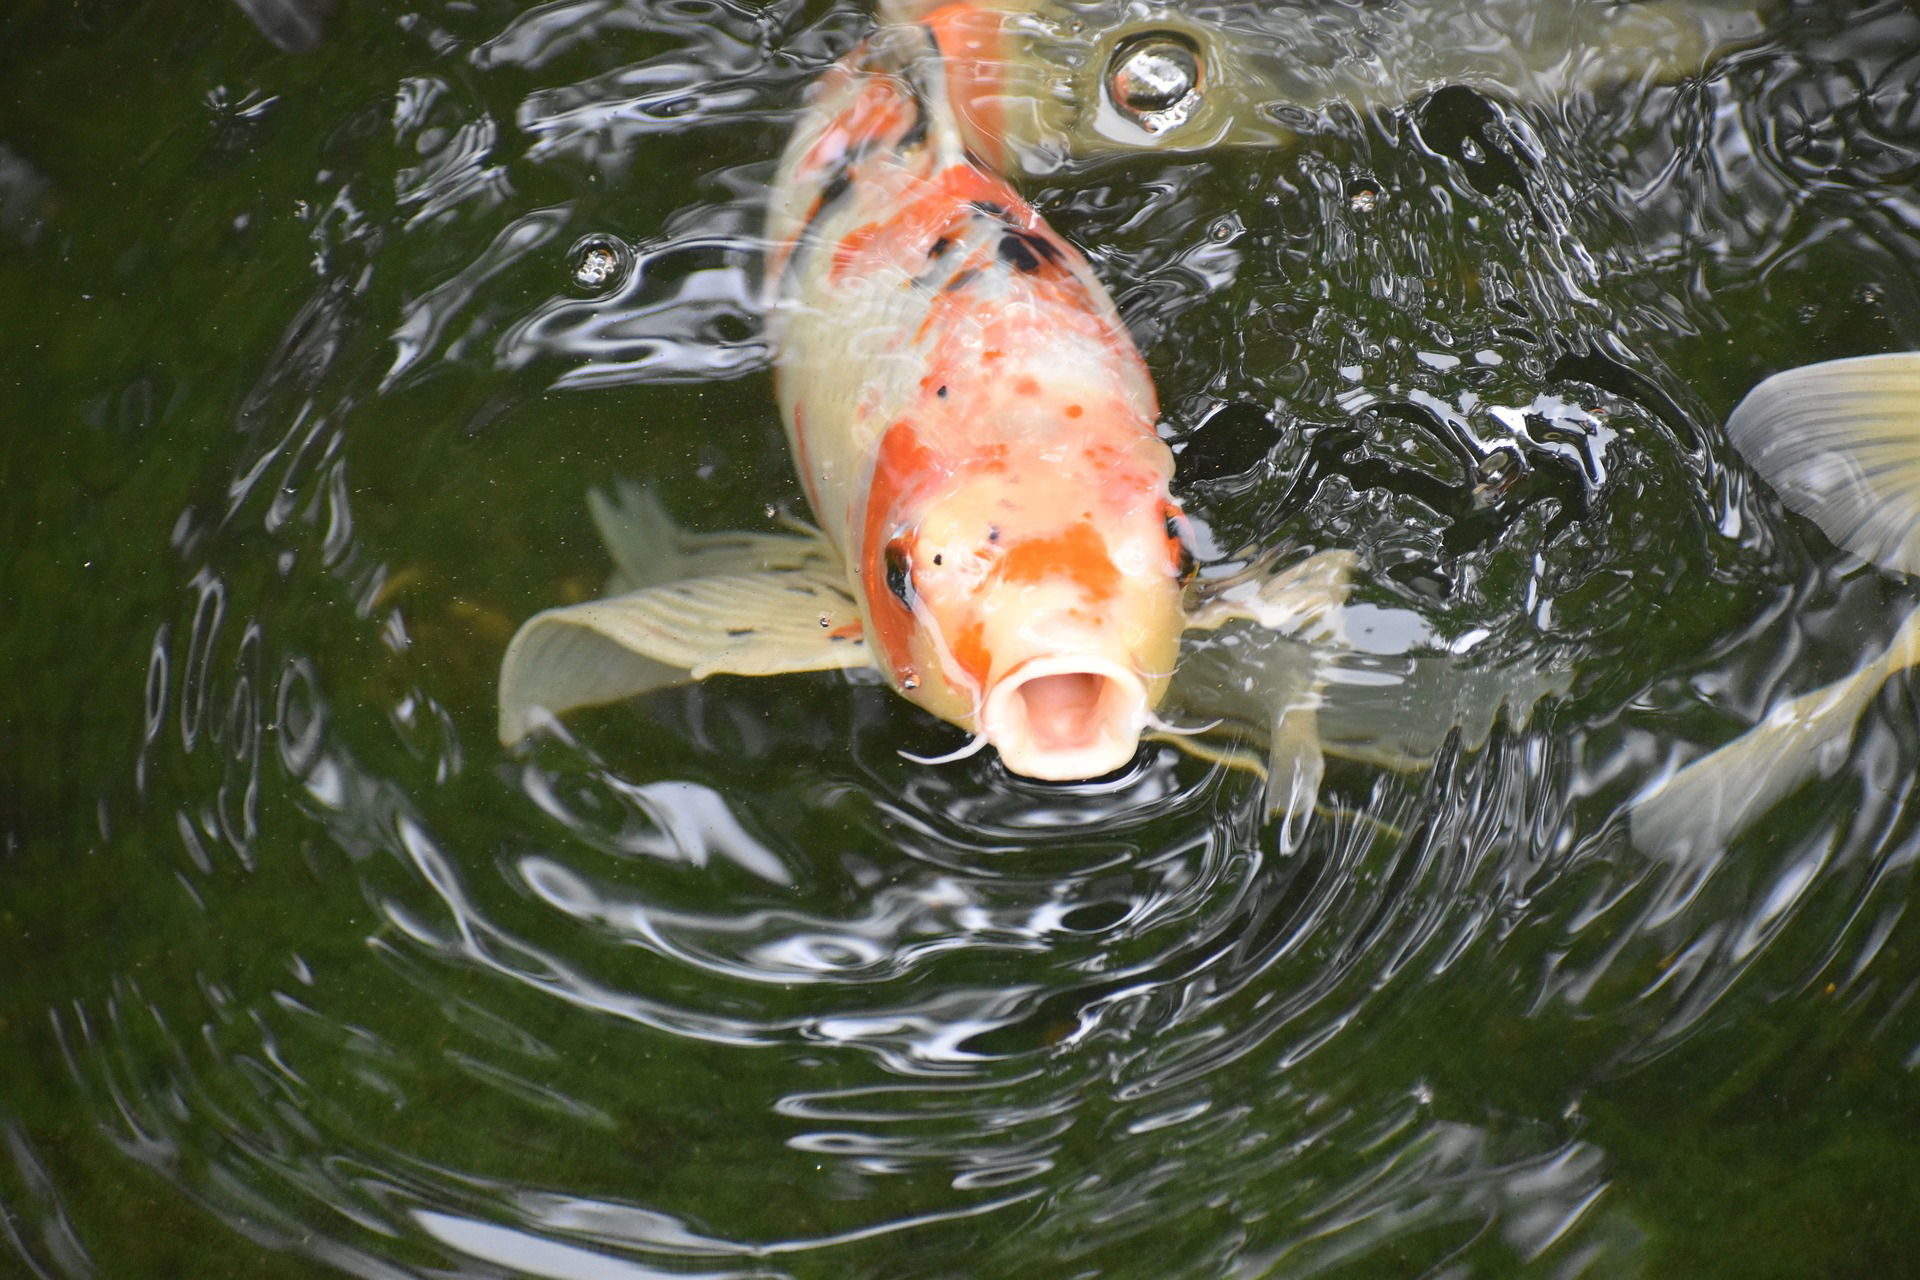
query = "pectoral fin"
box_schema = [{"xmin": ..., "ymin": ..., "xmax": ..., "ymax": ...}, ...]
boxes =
[
  {"xmin": 590, "ymin": 479, "xmax": 842, "ymax": 594},
  {"xmin": 499, "ymin": 501, "xmax": 868, "ymax": 745},
  {"xmin": 1166, "ymin": 549, "xmax": 1357, "ymax": 819},
  {"xmin": 1630, "ymin": 604, "xmax": 1920, "ymax": 857},
  {"xmin": 1186, "ymin": 549, "xmax": 1357, "ymax": 639}
]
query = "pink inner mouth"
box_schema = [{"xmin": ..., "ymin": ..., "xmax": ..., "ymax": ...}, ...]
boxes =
[
  {"xmin": 1020, "ymin": 673, "xmax": 1109, "ymax": 750},
  {"xmin": 983, "ymin": 658, "xmax": 1148, "ymax": 780}
]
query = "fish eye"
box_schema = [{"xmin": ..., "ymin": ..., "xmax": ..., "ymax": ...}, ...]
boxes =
[
  {"xmin": 884, "ymin": 535, "xmax": 916, "ymax": 607},
  {"xmin": 1164, "ymin": 509, "xmax": 1196, "ymax": 582}
]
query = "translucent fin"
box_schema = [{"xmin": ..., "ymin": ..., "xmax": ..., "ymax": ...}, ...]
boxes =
[
  {"xmin": 589, "ymin": 480, "xmax": 839, "ymax": 595},
  {"xmin": 1169, "ymin": 550, "xmax": 1358, "ymax": 821},
  {"xmin": 1164, "ymin": 623, "xmax": 1327, "ymax": 820},
  {"xmin": 1314, "ymin": 652, "xmax": 1572, "ymax": 772},
  {"xmin": 1725, "ymin": 352, "xmax": 1920, "ymax": 577},
  {"xmin": 1186, "ymin": 549, "xmax": 1357, "ymax": 640},
  {"xmin": 498, "ymin": 564, "xmax": 867, "ymax": 746},
  {"xmin": 1630, "ymin": 604, "xmax": 1920, "ymax": 858}
]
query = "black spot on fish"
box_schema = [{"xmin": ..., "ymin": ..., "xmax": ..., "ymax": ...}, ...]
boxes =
[
  {"xmin": 936, "ymin": 385, "xmax": 948, "ymax": 398},
  {"xmin": 1164, "ymin": 513, "xmax": 1196, "ymax": 583},
  {"xmin": 933, "ymin": 553, "xmax": 944, "ymax": 565},
  {"xmin": 816, "ymin": 171, "xmax": 851, "ymax": 214},
  {"xmin": 987, "ymin": 524, "xmax": 1000, "ymax": 543},
  {"xmin": 776, "ymin": 166, "xmax": 855, "ymax": 288},
  {"xmin": 996, "ymin": 230, "xmax": 1059, "ymax": 274},
  {"xmin": 726, "ymin": 627, "xmax": 755, "ymax": 637},
  {"xmin": 942, "ymin": 267, "xmax": 980, "ymax": 294},
  {"xmin": 900, "ymin": 108, "xmax": 930, "ymax": 152},
  {"xmin": 928, "ymin": 235, "xmax": 953, "ymax": 259}
]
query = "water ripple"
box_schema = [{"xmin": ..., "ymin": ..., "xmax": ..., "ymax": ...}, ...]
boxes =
[{"xmin": 17, "ymin": 0, "xmax": 1920, "ymax": 1274}]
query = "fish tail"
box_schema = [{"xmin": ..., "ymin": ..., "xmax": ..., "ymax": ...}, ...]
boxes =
[
  {"xmin": 1629, "ymin": 603, "xmax": 1920, "ymax": 858},
  {"xmin": 1631, "ymin": 352, "xmax": 1920, "ymax": 856},
  {"xmin": 1724, "ymin": 352, "xmax": 1920, "ymax": 577}
]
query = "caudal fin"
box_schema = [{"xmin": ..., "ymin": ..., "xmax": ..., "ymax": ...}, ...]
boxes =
[
  {"xmin": 1630, "ymin": 604, "xmax": 1920, "ymax": 858},
  {"xmin": 1630, "ymin": 352, "xmax": 1920, "ymax": 856},
  {"xmin": 1724, "ymin": 352, "xmax": 1920, "ymax": 576}
]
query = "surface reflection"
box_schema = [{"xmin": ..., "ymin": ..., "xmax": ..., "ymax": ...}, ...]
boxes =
[{"xmin": 6, "ymin": 0, "xmax": 1920, "ymax": 1275}]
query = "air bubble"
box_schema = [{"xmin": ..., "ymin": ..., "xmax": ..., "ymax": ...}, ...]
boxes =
[
  {"xmin": 1107, "ymin": 33, "xmax": 1202, "ymax": 134},
  {"xmin": 568, "ymin": 235, "xmax": 631, "ymax": 292}
]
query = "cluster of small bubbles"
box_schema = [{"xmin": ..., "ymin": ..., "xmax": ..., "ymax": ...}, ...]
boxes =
[{"xmin": 568, "ymin": 235, "xmax": 629, "ymax": 291}]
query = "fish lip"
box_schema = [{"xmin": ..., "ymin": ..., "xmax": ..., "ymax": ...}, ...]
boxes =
[{"xmin": 981, "ymin": 653, "xmax": 1150, "ymax": 781}]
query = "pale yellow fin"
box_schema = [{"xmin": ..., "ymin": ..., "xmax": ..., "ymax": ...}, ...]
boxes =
[
  {"xmin": 1145, "ymin": 703, "xmax": 1319, "ymax": 828},
  {"xmin": 1726, "ymin": 352, "xmax": 1920, "ymax": 577},
  {"xmin": 1630, "ymin": 603, "xmax": 1920, "ymax": 858},
  {"xmin": 589, "ymin": 480, "xmax": 839, "ymax": 595},
  {"xmin": 498, "ymin": 549, "xmax": 867, "ymax": 747},
  {"xmin": 1170, "ymin": 549, "xmax": 1357, "ymax": 820},
  {"xmin": 1313, "ymin": 652, "xmax": 1573, "ymax": 773},
  {"xmin": 1635, "ymin": 352, "xmax": 1920, "ymax": 854},
  {"xmin": 1186, "ymin": 549, "xmax": 1357, "ymax": 639}
]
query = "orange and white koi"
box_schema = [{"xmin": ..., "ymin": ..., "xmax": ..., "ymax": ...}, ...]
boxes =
[
  {"xmin": 759, "ymin": 2, "xmax": 1189, "ymax": 779},
  {"xmin": 496, "ymin": 0, "xmax": 1920, "ymax": 856}
]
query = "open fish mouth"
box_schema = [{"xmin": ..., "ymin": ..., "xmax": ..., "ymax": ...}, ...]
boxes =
[{"xmin": 982, "ymin": 654, "xmax": 1150, "ymax": 781}]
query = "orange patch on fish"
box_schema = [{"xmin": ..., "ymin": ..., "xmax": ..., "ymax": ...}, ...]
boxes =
[
  {"xmin": 998, "ymin": 523, "xmax": 1121, "ymax": 601},
  {"xmin": 919, "ymin": 3, "xmax": 1010, "ymax": 170}
]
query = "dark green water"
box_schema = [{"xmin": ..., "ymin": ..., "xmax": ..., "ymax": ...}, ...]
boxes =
[{"xmin": 5, "ymin": 0, "xmax": 1920, "ymax": 1275}]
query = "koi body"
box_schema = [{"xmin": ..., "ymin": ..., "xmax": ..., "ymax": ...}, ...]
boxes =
[{"xmin": 762, "ymin": 5, "xmax": 1187, "ymax": 778}]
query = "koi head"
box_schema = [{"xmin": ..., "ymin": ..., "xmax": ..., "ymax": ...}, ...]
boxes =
[{"xmin": 863, "ymin": 430, "xmax": 1189, "ymax": 780}]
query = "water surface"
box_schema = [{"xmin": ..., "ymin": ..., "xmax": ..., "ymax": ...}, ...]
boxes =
[{"xmin": 4, "ymin": 0, "xmax": 1920, "ymax": 1275}]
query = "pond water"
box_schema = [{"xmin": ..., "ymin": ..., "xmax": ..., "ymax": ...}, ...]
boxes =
[{"xmin": 5, "ymin": 0, "xmax": 1920, "ymax": 1275}]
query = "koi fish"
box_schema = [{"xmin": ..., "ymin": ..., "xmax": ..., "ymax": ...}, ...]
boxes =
[
  {"xmin": 497, "ymin": 0, "xmax": 1354, "ymax": 787},
  {"xmin": 1631, "ymin": 353, "xmax": 1920, "ymax": 856}
]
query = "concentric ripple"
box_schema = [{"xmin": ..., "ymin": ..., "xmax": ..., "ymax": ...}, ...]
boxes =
[{"xmin": 5, "ymin": 0, "xmax": 1920, "ymax": 1276}]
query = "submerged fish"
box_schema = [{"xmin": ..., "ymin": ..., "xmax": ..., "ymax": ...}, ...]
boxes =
[
  {"xmin": 1630, "ymin": 354, "xmax": 1920, "ymax": 856},
  {"xmin": 902, "ymin": 0, "xmax": 1767, "ymax": 171}
]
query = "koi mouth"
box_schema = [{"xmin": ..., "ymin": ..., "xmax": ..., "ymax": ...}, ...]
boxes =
[{"xmin": 982, "ymin": 655, "xmax": 1149, "ymax": 780}]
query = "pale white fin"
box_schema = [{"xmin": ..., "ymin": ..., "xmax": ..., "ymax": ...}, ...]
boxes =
[
  {"xmin": 1314, "ymin": 652, "xmax": 1573, "ymax": 773},
  {"xmin": 1164, "ymin": 624, "xmax": 1328, "ymax": 820},
  {"xmin": 1725, "ymin": 352, "xmax": 1920, "ymax": 577},
  {"xmin": 1630, "ymin": 604, "xmax": 1920, "ymax": 858},
  {"xmin": 589, "ymin": 480, "xmax": 840, "ymax": 595},
  {"xmin": 1146, "ymin": 688, "xmax": 1322, "ymax": 825},
  {"xmin": 1186, "ymin": 549, "xmax": 1358, "ymax": 640},
  {"xmin": 1169, "ymin": 549, "xmax": 1356, "ymax": 820},
  {"xmin": 498, "ymin": 564, "xmax": 868, "ymax": 746}
]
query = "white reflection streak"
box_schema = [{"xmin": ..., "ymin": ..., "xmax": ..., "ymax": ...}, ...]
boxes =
[
  {"xmin": 415, "ymin": 1210, "xmax": 746, "ymax": 1280},
  {"xmin": 418, "ymin": 1185, "xmax": 1039, "ymax": 1275}
]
